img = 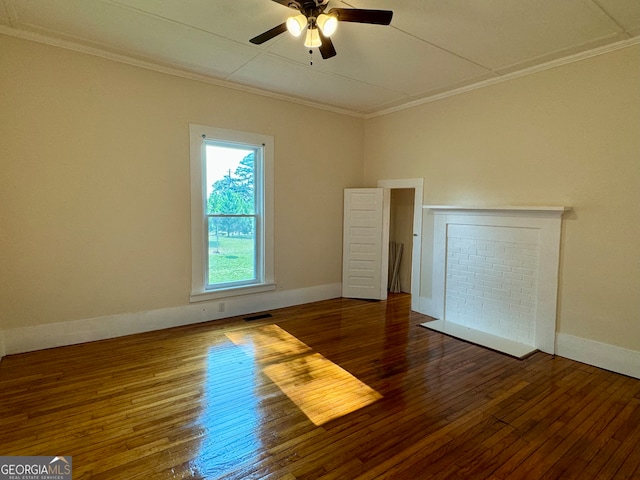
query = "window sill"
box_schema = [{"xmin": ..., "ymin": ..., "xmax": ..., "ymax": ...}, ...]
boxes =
[{"xmin": 190, "ymin": 282, "xmax": 277, "ymax": 303}]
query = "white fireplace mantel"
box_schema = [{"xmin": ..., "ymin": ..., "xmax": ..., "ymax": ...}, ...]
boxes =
[
  {"xmin": 421, "ymin": 205, "xmax": 570, "ymax": 357},
  {"xmin": 424, "ymin": 205, "xmax": 571, "ymax": 215}
]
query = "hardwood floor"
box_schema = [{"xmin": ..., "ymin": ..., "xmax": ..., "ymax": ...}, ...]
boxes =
[{"xmin": 1, "ymin": 294, "xmax": 639, "ymax": 479}]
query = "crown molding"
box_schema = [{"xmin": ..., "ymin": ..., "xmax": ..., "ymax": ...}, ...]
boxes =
[
  {"xmin": 0, "ymin": 25, "xmax": 365, "ymax": 119},
  {"xmin": 365, "ymin": 36, "xmax": 640, "ymax": 119},
  {"xmin": 2, "ymin": 24, "xmax": 638, "ymax": 120}
]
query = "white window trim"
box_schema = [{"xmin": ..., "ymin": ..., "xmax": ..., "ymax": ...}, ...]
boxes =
[{"xmin": 189, "ymin": 124, "xmax": 275, "ymax": 302}]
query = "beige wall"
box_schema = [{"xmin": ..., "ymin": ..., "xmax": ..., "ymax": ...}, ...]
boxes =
[
  {"xmin": 2, "ymin": 32, "xmax": 638, "ymax": 357},
  {"xmin": 0, "ymin": 34, "xmax": 364, "ymax": 330},
  {"xmin": 364, "ymin": 44, "xmax": 640, "ymax": 351}
]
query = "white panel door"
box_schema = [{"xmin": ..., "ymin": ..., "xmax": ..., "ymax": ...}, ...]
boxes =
[{"xmin": 342, "ymin": 188, "xmax": 390, "ymax": 300}]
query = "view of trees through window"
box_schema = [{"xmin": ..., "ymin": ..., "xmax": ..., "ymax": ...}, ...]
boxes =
[{"xmin": 205, "ymin": 144, "xmax": 257, "ymax": 286}]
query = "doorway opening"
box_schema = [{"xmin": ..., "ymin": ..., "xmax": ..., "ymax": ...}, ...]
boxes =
[{"xmin": 377, "ymin": 178, "xmax": 423, "ymax": 311}]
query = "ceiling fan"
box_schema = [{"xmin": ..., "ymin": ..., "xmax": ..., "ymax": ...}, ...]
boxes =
[{"xmin": 249, "ymin": 0, "xmax": 393, "ymax": 60}]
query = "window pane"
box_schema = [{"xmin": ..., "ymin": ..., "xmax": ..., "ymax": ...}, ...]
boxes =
[
  {"xmin": 208, "ymin": 217, "xmax": 256, "ymax": 286},
  {"xmin": 205, "ymin": 145, "xmax": 255, "ymax": 215}
]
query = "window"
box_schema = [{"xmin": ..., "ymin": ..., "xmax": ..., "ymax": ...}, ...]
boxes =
[{"xmin": 189, "ymin": 125, "xmax": 274, "ymax": 301}]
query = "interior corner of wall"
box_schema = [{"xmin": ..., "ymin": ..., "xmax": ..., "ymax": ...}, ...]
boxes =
[{"xmin": 0, "ymin": 330, "xmax": 6, "ymax": 361}]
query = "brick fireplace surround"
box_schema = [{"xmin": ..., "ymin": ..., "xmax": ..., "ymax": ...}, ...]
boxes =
[{"xmin": 422, "ymin": 206, "xmax": 570, "ymax": 358}]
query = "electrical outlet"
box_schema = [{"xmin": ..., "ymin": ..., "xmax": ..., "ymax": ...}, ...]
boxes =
[{"xmin": 218, "ymin": 302, "xmax": 225, "ymax": 313}]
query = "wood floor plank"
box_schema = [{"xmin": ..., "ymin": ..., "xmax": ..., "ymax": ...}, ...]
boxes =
[{"xmin": 1, "ymin": 294, "xmax": 639, "ymax": 479}]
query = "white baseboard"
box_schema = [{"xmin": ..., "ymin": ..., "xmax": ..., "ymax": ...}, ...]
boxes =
[
  {"xmin": 2, "ymin": 283, "xmax": 342, "ymax": 356},
  {"xmin": 4, "ymin": 288, "xmax": 638, "ymax": 381},
  {"xmin": 556, "ymin": 333, "xmax": 640, "ymax": 379}
]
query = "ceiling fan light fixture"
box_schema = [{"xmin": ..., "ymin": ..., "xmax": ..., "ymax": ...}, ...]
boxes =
[
  {"xmin": 317, "ymin": 13, "xmax": 338, "ymax": 37},
  {"xmin": 286, "ymin": 14, "xmax": 307, "ymax": 37},
  {"xmin": 304, "ymin": 27, "xmax": 321, "ymax": 48}
]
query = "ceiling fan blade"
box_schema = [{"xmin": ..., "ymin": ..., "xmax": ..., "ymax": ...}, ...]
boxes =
[
  {"xmin": 318, "ymin": 30, "xmax": 337, "ymax": 59},
  {"xmin": 250, "ymin": 22, "xmax": 288, "ymax": 45},
  {"xmin": 328, "ymin": 8, "xmax": 393, "ymax": 25}
]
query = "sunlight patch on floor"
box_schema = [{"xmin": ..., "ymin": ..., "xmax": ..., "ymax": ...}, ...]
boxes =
[{"xmin": 226, "ymin": 324, "xmax": 382, "ymax": 426}]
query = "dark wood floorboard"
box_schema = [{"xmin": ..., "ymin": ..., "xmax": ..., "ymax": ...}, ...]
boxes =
[{"xmin": 1, "ymin": 294, "xmax": 639, "ymax": 479}]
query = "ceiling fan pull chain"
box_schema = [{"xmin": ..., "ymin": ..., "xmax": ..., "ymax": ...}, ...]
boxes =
[{"xmin": 309, "ymin": 48, "xmax": 313, "ymax": 66}]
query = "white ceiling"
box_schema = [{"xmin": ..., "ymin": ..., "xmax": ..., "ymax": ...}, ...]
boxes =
[{"xmin": 2, "ymin": 0, "xmax": 639, "ymax": 116}]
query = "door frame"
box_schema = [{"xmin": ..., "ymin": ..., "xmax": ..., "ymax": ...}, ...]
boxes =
[{"xmin": 377, "ymin": 178, "xmax": 424, "ymax": 311}]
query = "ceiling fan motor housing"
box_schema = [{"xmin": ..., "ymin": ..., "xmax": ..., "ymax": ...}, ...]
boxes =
[{"xmin": 249, "ymin": 0, "xmax": 393, "ymax": 60}]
